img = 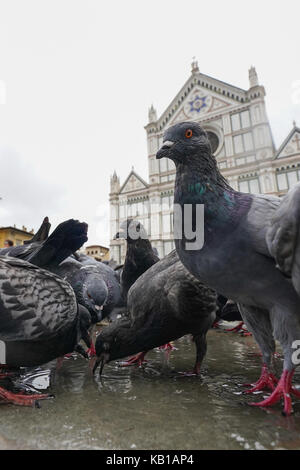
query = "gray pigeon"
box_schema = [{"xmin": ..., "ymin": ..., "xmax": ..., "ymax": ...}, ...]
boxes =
[
  {"xmin": 156, "ymin": 120, "xmax": 300, "ymax": 416},
  {"xmin": 74, "ymin": 253, "xmax": 123, "ymax": 321},
  {"xmin": 93, "ymin": 250, "xmax": 217, "ymax": 376},
  {"xmin": 0, "ymin": 256, "xmax": 92, "ymax": 406},
  {"xmin": 51, "ymin": 257, "xmax": 108, "ymax": 324}
]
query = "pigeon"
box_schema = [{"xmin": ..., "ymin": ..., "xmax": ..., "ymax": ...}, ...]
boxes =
[
  {"xmin": 0, "ymin": 218, "xmax": 88, "ymax": 270},
  {"xmin": 0, "ymin": 256, "xmax": 92, "ymax": 406},
  {"xmin": 93, "ymin": 250, "xmax": 217, "ymax": 376},
  {"xmin": 114, "ymin": 218, "xmax": 160, "ymax": 302},
  {"xmin": 23, "ymin": 216, "xmax": 51, "ymax": 245},
  {"xmin": 156, "ymin": 120, "xmax": 300, "ymax": 415},
  {"xmin": 50, "ymin": 257, "xmax": 108, "ymax": 324},
  {"xmin": 73, "ymin": 253, "xmax": 123, "ymax": 321},
  {"xmin": 214, "ymin": 297, "xmax": 249, "ymax": 334}
]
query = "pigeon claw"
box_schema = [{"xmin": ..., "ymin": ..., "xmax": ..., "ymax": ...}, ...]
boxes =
[
  {"xmin": 119, "ymin": 352, "xmax": 148, "ymax": 367},
  {"xmin": 249, "ymin": 369, "xmax": 300, "ymax": 416},
  {"xmin": 243, "ymin": 364, "xmax": 278, "ymax": 394}
]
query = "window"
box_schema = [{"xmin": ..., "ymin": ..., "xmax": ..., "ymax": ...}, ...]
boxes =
[
  {"xmin": 162, "ymin": 214, "xmax": 171, "ymax": 234},
  {"xmin": 238, "ymin": 181, "xmax": 249, "ymax": 193},
  {"xmin": 160, "ymin": 156, "xmax": 175, "ymax": 173},
  {"xmin": 238, "ymin": 178, "xmax": 260, "ymax": 194},
  {"xmin": 231, "ymin": 110, "xmax": 251, "ymax": 132},
  {"xmin": 233, "ymin": 133, "xmax": 254, "ymax": 154},
  {"xmin": 243, "ymin": 133, "xmax": 254, "ymax": 151},
  {"xmin": 120, "ymin": 205, "xmax": 126, "ymax": 218},
  {"xmin": 160, "ymin": 158, "xmax": 168, "ymax": 172},
  {"xmin": 160, "ymin": 176, "xmax": 168, "ymax": 183},
  {"xmin": 161, "ymin": 194, "xmax": 173, "ymax": 211},
  {"xmin": 233, "ymin": 135, "xmax": 243, "ymax": 153},
  {"xmin": 236, "ymin": 157, "xmax": 245, "ymax": 166},
  {"xmin": 287, "ymin": 171, "xmax": 298, "ymax": 188},
  {"xmin": 277, "ymin": 170, "xmax": 300, "ymax": 191},
  {"xmin": 241, "ymin": 110, "xmax": 250, "ymax": 128},
  {"xmin": 231, "ymin": 114, "xmax": 241, "ymax": 131},
  {"xmin": 249, "ymin": 179, "xmax": 260, "ymax": 193},
  {"xmin": 218, "ymin": 161, "xmax": 227, "ymax": 169}
]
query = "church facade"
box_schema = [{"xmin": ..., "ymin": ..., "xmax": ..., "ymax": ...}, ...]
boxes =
[{"xmin": 109, "ymin": 61, "xmax": 300, "ymax": 264}]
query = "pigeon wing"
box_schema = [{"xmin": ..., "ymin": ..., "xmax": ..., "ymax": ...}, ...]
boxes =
[
  {"xmin": 265, "ymin": 182, "xmax": 300, "ymax": 296},
  {"xmin": 0, "ymin": 256, "xmax": 77, "ymax": 341}
]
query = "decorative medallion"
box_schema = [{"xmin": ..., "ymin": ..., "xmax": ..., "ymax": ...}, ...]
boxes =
[{"xmin": 184, "ymin": 89, "xmax": 212, "ymax": 117}]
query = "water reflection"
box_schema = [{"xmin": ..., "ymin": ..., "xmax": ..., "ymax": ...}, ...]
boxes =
[{"xmin": 1, "ymin": 330, "xmax": 300, "ymax": 450}]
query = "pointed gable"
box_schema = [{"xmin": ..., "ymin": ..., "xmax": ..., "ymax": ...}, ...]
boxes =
[
  {"xmin": 155, "ymin": 70, "xmax": 248, "ymax": 132},
  {"xmin": 119, "ymin": 170, "xmax": 149, "ymax": 194},
  {"xmin": 275, "ymin": 127, "xmax": 300, "ymax": 159}
]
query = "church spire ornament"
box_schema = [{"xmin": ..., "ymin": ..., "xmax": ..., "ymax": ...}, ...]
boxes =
[{"xmin": 191, "ymin": 57, "xmax": 199, "ymax": 74}]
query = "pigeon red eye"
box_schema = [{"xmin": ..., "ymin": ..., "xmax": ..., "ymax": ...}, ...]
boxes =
[{"xmin": 185, "ymin": 129, "xmax": 193, "ymax": 139}]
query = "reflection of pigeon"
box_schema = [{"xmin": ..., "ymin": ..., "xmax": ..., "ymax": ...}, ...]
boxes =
[
  {"xmin": 114, "ymin": 219, "xmax": 159, "ymax": 302},
  {"xmin": 93, "ymin": 250, "xmax": 217, "ymax": 376},
  {"xmin": 0, "ymin": 219, "xmax": 88, "ymax": 270},
  {"xmin": 157, "ymin": 120, "xmax": 300, "ymax": 415},
  {"xmin": 51, "ymin": 257, "xmax": 108, "ymax": 324},
  {"xmin": 0, "ymin": 256, "xmax": 91, "ymax": 406}
]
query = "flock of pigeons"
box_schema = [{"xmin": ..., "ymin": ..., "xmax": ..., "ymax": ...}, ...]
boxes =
[{"xmin": 1, "ymin": 120, "xmax": 300, "ymax": 417}]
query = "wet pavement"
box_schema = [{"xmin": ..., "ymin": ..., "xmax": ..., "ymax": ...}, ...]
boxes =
[{"xmin": 1, "ymin": 326, "xmax": 300, "ymax": 450}]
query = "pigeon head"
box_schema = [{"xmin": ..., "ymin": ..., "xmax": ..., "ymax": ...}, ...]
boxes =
[
  {"xmin": 156, "ymin": 121, "xmax": 211, "ymax": 165},
  {"xmin": 114, "ymin": 218, "xmax": 148, "ymax": 244},
  {"xmin": 93, "ymin": 317, "xmax": 132, "ymax": 376},
  {"xmin": 77, "ymin": 267, "xmax": 108, "ymax": 323}
]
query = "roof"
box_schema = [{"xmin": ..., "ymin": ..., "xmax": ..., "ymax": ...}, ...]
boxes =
[
  {"xmin": 275, "ymin": 125, "xmax": 300, "ymax": 159},
  {"xmin": 119, "ymin": 169, "xmax": 149, "ymax": 194},
  {"xmin": 86, "ymin": 245, "xmax": 109, "ymax": 250},
  {"xmin": 0, "ymin": 226, "xmax": 34, "ymax": 236}
]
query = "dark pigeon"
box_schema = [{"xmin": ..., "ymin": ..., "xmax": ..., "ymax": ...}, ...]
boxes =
[
  {"xmin": 156, "ymin": 120, "xmax": 300, "ymax": 415},
  {"xmin": 93, "ymin": 250, "xmax": 217, "ymax": 376},
  {"xmin": 23, "ymin": 216, "xmax": 51, "ymax": 245},
  {"xmin": 0, "ymin": 219, "xmax": 88, "ymax": 270},
  {"xmin": 51, "ymin": 257, "xmax": 109, "ymax": 324},
  {"xmin": 114, "ymin": 218, "xmax": 160, "ymax": 303},
  {"xmin": 0, "ymin": 256, "xmax": 92, "ymax": 406},
  {"xmin": 74, "ymin": 253, "xmax": 123, "ymax": 321}
]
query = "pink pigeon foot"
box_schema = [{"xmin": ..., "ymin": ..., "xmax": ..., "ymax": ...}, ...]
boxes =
[
  {"xmin": 159, "ymin": 343, "xmax": 175, "ymax": 351},
  {"xmin": 243, "ymin": 364, "xmax": 278, "ymax": 394},
  {"xmin": 249, "ymin": 370, "xmax": 300, "ymax": 416},
  {"xmin": 119, "ymin": 352, "xmax": 148, "ymax": 367}
]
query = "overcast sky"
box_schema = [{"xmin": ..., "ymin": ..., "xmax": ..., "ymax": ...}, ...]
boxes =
[{"xmin": 0, "ymin": 0, "xmax": 299, "ymax": 247}]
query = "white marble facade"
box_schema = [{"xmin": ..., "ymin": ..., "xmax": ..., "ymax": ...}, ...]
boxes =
[{"xmin": 109, "ymin": 61, "xmax": 300, "ymax": 264}]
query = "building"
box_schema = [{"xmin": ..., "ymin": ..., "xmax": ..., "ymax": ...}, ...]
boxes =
[
  {"xmin": 84, "ymin": 245, "xmax": 110, "ymax": 262},
  {"xmin": 0, "ymin": 225, "xmax": 34, "ymax": 248},
  {"xmin": 110, "ymin": 61, "xmax": 300, "ymax": 264}
]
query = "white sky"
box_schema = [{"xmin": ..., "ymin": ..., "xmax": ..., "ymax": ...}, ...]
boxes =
[{"xmin": 0, "ymin": 0, "xmax": 299, "ymax": 247}]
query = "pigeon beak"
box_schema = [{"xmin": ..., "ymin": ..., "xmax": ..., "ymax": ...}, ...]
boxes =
[
  {"xmin": 95, "ymin": 305, "xmax": 103, "ymax": 311},
  {"xmin": 156, "ymin": 140, "xmax": 174, "ymax": 159}
]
